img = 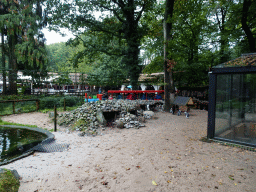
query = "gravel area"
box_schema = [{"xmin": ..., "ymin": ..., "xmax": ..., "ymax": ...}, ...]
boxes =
[{"xmin": 1, "ymin": 109, "xmax": 256, "ymax": 192}]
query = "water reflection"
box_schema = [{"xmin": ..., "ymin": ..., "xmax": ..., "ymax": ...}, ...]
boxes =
[{"xmin": 0, "ymin": 127, "xmax": 47, "ymax": 162}]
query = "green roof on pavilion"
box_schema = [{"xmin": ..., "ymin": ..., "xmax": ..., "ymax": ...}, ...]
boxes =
[{"xmin": 214, "ymin": 53, "xmax": 256, "ymax": 68}]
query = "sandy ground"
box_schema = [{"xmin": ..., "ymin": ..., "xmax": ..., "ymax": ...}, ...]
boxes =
[{"xmin": 1, "ymin": 109, "xmax": 256, "ymax": 192}]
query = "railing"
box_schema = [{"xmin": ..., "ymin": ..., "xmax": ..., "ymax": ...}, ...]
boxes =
[
  {"xmin": 108, "ymin": 90, "xmax": 164, "ymax": 100},
  {"xmin": 0, "ymin": 99, "xmax": 40, "ymax": 116}
]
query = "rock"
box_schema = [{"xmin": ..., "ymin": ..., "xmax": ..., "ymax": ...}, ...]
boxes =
[
  {"xmin": 49, "ymin": 112, "xmax": 55, "ymax": 118},
  {"xmin": 143, "ymin": 111, "xmax": 155, "ymax": 117},
  {"xmin": 0, "ymin": 168, "xmax": 20, "ymax": 191},
  {"xmin": 116, "ymin": 120, "xmax": 124, "ymax": 129},
  {"xmin": 78, "ymin": 132, "xmax": 86, "ymax": 137},
  {"xmin": 96, "ymin": 109, "xmax": 107, "ymax": 126},
  {"xmin": 57, "ymin": 99, "xmax": 163, "ymax": 132},
  {"xmin": 66, "ymin": 129, "xmax": 71, "ymax": 134}
]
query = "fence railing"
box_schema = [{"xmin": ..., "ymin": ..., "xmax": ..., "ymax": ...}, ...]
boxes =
[{"xmin": 0, "ymin": 99, "xmax": 40, "ymax": 116}]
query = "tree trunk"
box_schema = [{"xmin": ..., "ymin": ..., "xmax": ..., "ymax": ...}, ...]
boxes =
[
  {"xmin": 8, "ymin": 34, "xmax": 17, "ymax": 95},
  {"xmin": 241, "ymin": 0, "xmax": 256, "ymax": 52},
  {"xmin": 1, "ymin": 28, "xmax": 6, "ymax": 95},
  {"xmin": 126, "ymin": 40, "xmax": 140, "ymax": 90},
  {"xmin": 163, "ymin": 0, "xmax": 175, "ymax": 112}
]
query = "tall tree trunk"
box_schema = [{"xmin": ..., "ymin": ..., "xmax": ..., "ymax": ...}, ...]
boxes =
[
  {"xmin": 216, "ymin": 7, "xmax": 229, "ymax": 63},
  {"xmin": 241, "ymin": 0, "xmax": 256, "ymax": 52},
  {"xmin": 1, "ymin": 28, "xmax": 6, "ymax": 95},
  {"xmin": 164, "ymin": 0, "xmax": 175, "ymax": 112},
  {"xmin": 8, "ymin": 34, "xmax": 17, "ymax": 95},
  {"xmin": 126, "ymin": 39, "xmax": 140, "ymax": 90}
]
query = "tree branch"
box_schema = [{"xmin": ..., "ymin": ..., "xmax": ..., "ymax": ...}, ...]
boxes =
[
  {"xmin": 112, "ymin": 0, "xmax": 125, "ymax": 9},
  {"xmin": 135, "ymin": 3, "xmax": 146, "ymax": 23}
]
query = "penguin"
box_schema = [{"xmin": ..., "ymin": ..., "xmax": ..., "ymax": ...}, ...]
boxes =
[
  {"xmin": 177, "ymin": 110, "xmax": 181, "ymax": 116},
  {"xmin": 184, "ymin": 111, "xmax": 189, "ymax": 118}
]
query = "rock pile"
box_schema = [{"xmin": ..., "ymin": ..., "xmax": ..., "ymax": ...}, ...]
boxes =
[
  {"xmin": 58, "ymin": 99, "xmax": 164, "ymax": 136},
  {"xmin": 113, "ymin": 112, "xmax": 145, "ymax": 129}
]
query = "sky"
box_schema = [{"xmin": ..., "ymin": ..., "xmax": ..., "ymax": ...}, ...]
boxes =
[{"xmin": 42, "ymin": 28, "xmax": 75, "ymax": 45}]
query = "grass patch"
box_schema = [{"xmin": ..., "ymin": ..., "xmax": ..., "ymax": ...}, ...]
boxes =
[
  {"xmin": 0, "ymin": 169, "xmax": 20, "ymax": 192},
  {"xmin": 0, "ymin": 118, "xmax": 38, "ymax": 128}
]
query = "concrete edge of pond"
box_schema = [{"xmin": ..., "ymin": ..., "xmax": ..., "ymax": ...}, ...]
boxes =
[{"xmin": 0, "ymin": 125, "xmax": 55, "ymax": 166}]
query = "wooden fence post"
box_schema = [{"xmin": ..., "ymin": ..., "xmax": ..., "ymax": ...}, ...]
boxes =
[
  {"xmin": 64, "ymin": 98, "xmax": 66, "ymax": 111},
  {"xmin": 54, "ymin": 105, "xmax": 57, "ymax": 132},
  {"xmin": 36, "ymin": 100, "xmax": 40, "ymax": 111},
  {"xmin": 13, "ymin": 101, "xmax": 15, "ymax": 114}
]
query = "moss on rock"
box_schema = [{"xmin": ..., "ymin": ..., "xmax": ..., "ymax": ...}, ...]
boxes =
[{"xmin": 0, "ymin": 168, "xmax": 20, "ymax": 192}]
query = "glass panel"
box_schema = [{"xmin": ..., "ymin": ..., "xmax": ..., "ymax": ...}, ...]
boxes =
[
  {"xmin": 215, "ymin": 74, "xmax": 231, "ymax": 137},
  {"xmin": 215, "ymin": 73, "xmax": 256, "ymax": 145}
]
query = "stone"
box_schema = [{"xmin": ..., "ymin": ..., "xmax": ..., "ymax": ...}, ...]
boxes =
[
  {"xmin": 49, "ymin": 112, "xmax": 55, "ymax": 118},
  {"xmin": 0, "ymin": 168, "xmax": 20, "ymax": 191},
  {"xmin": 143, "ymin": 111, "xmax": 155, "ymax": 117},
  {"xmin": 116, "ymin": 120, "xmax": 124, "ymax": 129},
  {"xmin": 96, "ymin": 109, "xmax": 107, "ymax": 126},
  {"xmin": 78, "ymin": 132, "xmax": 86, "ymax": 137}
]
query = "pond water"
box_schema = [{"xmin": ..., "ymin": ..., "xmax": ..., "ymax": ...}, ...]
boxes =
[{"xmin": 0, "ymin": 126, "xmax": 48, "ymax": 163}]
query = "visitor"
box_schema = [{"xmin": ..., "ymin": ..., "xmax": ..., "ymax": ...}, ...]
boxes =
[
  {"xmin": 155, "ymin": 92, "xmax": 162, "ymax": 100},
  {"xmin": 141, "ymin": 94, "xmax": 146, "ymax": 100},
  {"xmin": 102, "ymin": 91, "xmax": 108, "ymax": 100},
  {"xmin": 127, "ymin": 93, "xmax": 135, "ymax": 100},
  {"xmin": 117, "ymin": 94, "xmax": 122, "ymax": 99}
]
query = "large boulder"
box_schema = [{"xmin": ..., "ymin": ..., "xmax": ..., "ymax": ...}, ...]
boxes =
[
  {"xmin": 96, "ymin": 109, "xmax": 107, "ymax": 126},
  {"xmin": 0, "ymin": 168, "xmax": 20, "ymax": 192},
  {"xmin": 143, "ymin": 111, "xmax": 155, "ymax": 118},
  {"xmin": 116, "ymin": 120, "xmax": 124, "ymax": 129}
]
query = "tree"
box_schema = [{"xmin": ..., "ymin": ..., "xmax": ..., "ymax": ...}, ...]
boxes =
[
  {"xmin": 241, "ymin": 0, "xmax": 256, "ymax": 52},
  {"xmin": 46, "ymin": 0, "xmax": 156, "ymax": 89},
  {"xmin": 0, "ymin": 1, "xmax": 8, "ymax": 95},
  {"xmin": 53, "ymin": 72, "xmax": 72, "ymax": 91},
  {"xmin": 0, "ymin": 0, "xmax": 48, "ymax": 95},
  {"xmin": 86, "ymin": 54, "xmax": 127, "ymax": 87}
]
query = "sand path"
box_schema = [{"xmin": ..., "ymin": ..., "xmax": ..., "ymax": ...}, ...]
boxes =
[{"xmin": 1, "ymin": 109, "xmax": 256, "ymax": 192}]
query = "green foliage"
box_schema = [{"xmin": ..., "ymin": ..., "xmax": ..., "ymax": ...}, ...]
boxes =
[
  {"xmin": 0, "ymin": 0, "xmax": 48, "ymax": 92},
  {"xmin": 39, "ymin": 96, "xmax": 84, "ymax": 110},
  {"xmin": 53, "ymin": 73, "xmax": 72, "ymax": 86},
  {"xmin": 0, "ymin": 169, "xmax": 20, "ymax": 192},
  {"xmin": 86, "ymin": 54, "xmax": 127, "ymax": 87},
  {"xmin": 39, "ymin": 97, "xmax": 61, "ymax": 109},
  {"xmin": 0, "ymin": 94, "xmax": 36, "ymax": 101},
  {"xmin": 142, "ymin": 56, "xmax": 164, "ymax": 74},
  {"xmin": 46, "ymin": 0, "xmax": 157, "ymax": 88},
  {"xmin": 0, "ymin": 119, "xmax": 37, "ymax": 127},
  {"xmin": 60, "ymin": 96, "xmax": 83, "ymax": 107},
  {"xmin": 71, "ymin": 119, "xmax": 88, "ymax": 131}
]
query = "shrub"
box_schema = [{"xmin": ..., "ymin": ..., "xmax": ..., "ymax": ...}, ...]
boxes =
[
  {"xmin": 39, "ymin": 96, "xmax": 61, "ymax": 109},
  {"xmin": 60, "ymin": 96, "xmax": 83, "ymax": 107}
]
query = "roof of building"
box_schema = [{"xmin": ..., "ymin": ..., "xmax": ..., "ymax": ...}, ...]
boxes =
[
  {"xmin": 173, "ymin": 96, "xmax": 194, "ymax": 106},
  {"xmin": 214, "ymin": 53, "xmax": 256, "ymax": 68}
]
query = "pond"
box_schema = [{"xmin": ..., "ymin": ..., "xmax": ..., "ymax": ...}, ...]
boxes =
[{"xmin": 0, "ymin": 126, "xmax": 48, "ymax": 163}]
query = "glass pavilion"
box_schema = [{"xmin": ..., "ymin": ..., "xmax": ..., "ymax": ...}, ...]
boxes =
[{"xmin": 208, "ymin": 53, "xmax": 256, "ymax": 147}]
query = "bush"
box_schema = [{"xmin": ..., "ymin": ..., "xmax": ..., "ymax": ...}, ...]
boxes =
[
  {"xmin": 39, "ymin": 96, "xmax": 61, "ymax": 109},
  {"xmin": 39, "ymin": 96, "xmax": 84, "ymax": 110},
  {"xmin": 60, "ymin": 96, "xmax": 83, "ymax": 107}
]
